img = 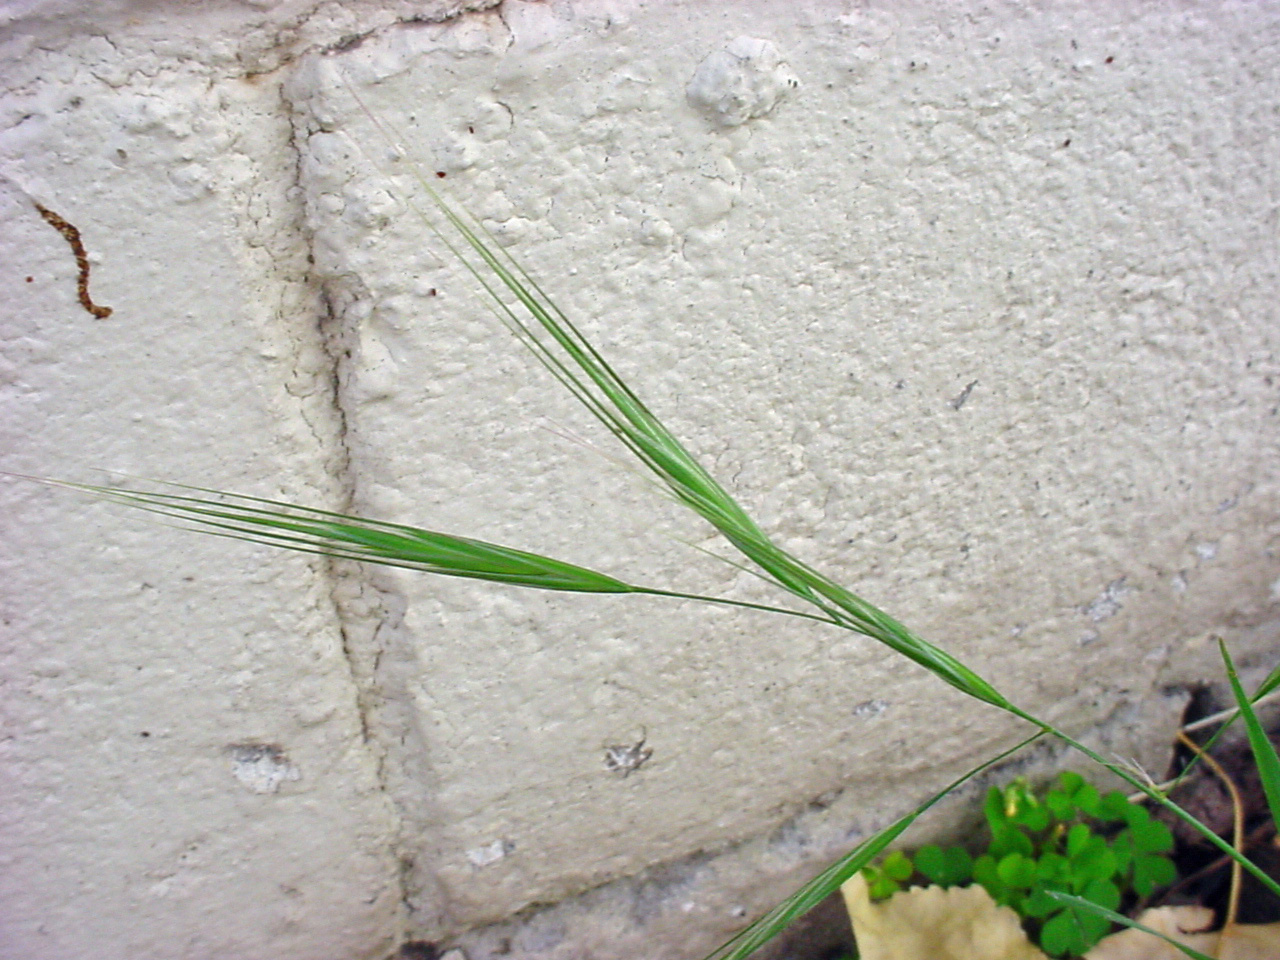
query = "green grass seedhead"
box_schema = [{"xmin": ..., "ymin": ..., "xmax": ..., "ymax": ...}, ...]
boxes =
[
  {"xmin": 27, "ymin": 478, "xmax": 639, "ymax": 593},
  {"xmin": 395, "ymin": 168, "xmax": 1015, "ymax": 711}
]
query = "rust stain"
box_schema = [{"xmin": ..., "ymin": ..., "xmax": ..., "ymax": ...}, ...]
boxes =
[{"xmin": 34, "ymin": 203, "xmax": 112, "ymax": 318}]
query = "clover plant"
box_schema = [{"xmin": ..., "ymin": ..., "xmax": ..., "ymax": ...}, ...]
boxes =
[{"xmin": 863, "ymin": 771, "xmax": 1176, "ymax": 956}]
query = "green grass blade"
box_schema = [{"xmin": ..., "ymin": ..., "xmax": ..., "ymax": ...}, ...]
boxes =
[
  {"xmin": 1043, "ymin": 893, "xmax": 1216, "ymax": 960},
  {"xmin": 701, "ymin": 731, "xmax": 1044, "ymax": 960},
  {"xmin": 1220, "ymin": 638, "xmax": 1280, "ymax": 832},
  {"xmin": 1167, "ymin": 651, "xmax": 1280, "ymax": 792},
  {"xmin": 1255, "ymin": 660, "xmax": 1280, "ymax": 700}
]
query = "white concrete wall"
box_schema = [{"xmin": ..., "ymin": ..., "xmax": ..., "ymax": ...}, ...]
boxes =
[{"xmin": 2, "ymin": 2, "xmax": 1278, "ymax": 958}]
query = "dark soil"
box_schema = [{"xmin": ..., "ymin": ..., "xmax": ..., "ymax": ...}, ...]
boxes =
[{"xmin": 1153, "ymin": 686, "xmax": 1280, "ymax": 927}]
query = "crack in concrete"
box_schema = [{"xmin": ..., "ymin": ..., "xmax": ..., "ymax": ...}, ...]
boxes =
[
  {"xmin": 279, "ymin": 50, "xmax": 462, "ymax": 941},
  {"xmin": 270, "ymin": 5, "xmax": 534, "ymax": 943},
  {"xmin": 276, "ymin": 69, "xmax": 418, "ymax": 936},
  {"xmin": 242, "ymin": 0, "xmax": 505, "ymax": 80}
]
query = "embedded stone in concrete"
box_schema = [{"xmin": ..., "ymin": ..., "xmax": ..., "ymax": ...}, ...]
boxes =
[{"xmin": 686, "ymin": 36, "xmax": 800, "ymax": 127}]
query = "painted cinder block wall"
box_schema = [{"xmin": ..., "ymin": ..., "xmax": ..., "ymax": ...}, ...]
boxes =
[{"xmin": 2, "ymin": 1, "xmax": 1278, "ymax": 958}]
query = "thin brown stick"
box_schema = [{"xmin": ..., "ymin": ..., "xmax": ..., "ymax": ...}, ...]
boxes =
[
  {"xmin": 1178, "ymin": 729, "xmax": 1244, "ymax": 926},
  {"xmin": 34, "ymin": 203, "xmax": 112, "ymax": 318}
]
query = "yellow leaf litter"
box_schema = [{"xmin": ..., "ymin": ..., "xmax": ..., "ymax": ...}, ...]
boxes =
[
  {"xmin": 1084, "ymin": 905, "xmax": 1280, "ymax": 960},
  {"xmin": 841, "ymin": 874, "xmax": 1049, "ymax": 960},
  {"xmin": 841, "ymin": 875, "xmax": 1280, "ymax": 960}
]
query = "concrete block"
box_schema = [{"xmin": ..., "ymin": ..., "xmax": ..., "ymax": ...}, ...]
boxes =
[{"xmin": 2, "ymin": 2, "xmax": 1278, "ymax": 958}]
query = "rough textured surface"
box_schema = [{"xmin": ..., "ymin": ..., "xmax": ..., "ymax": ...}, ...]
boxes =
[{"xmin": 1, "ymin": 2, "xmax": 1278, "ymax": 959}]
